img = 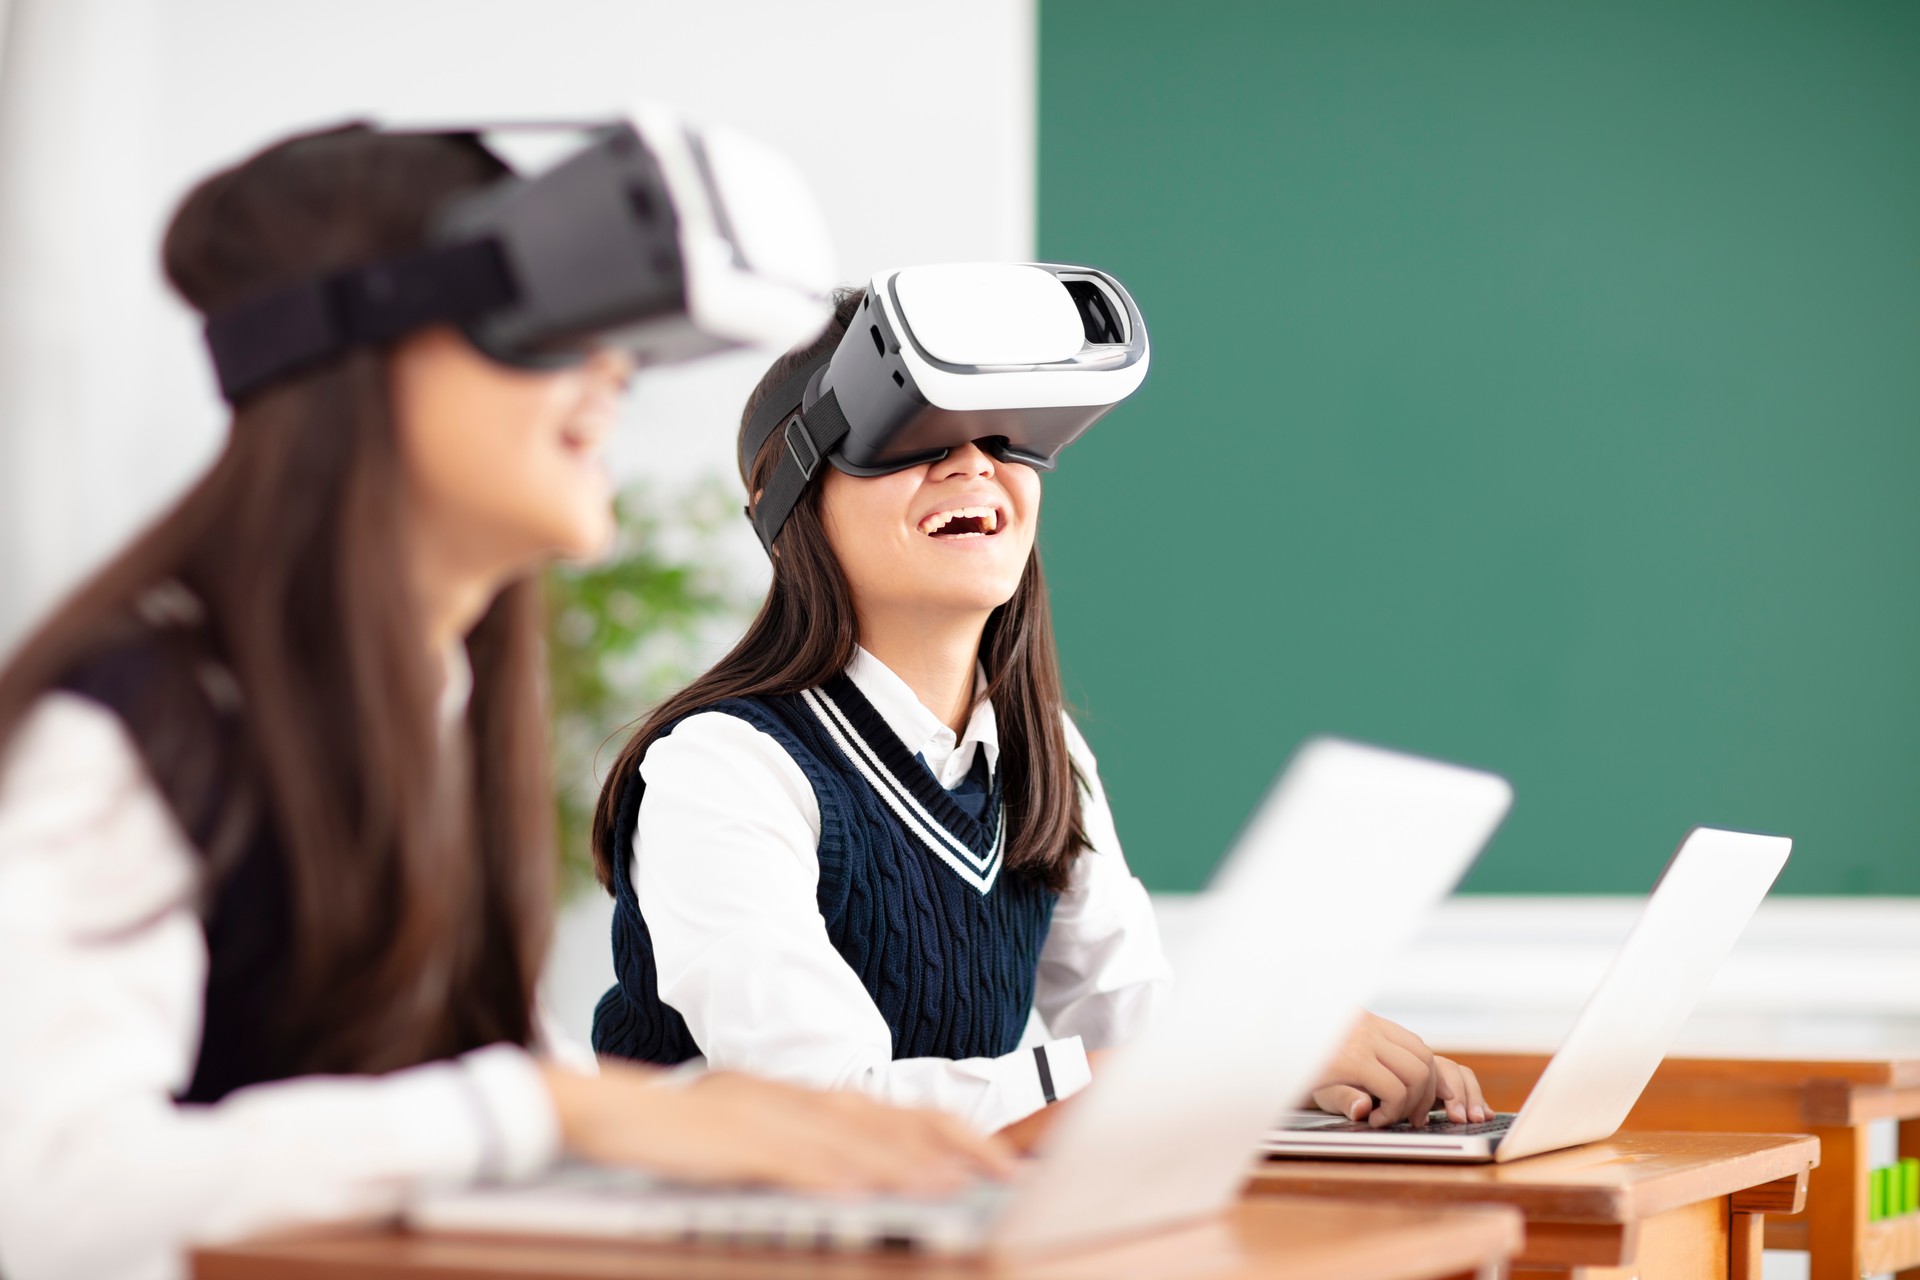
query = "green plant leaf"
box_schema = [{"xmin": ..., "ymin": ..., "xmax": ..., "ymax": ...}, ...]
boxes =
[{"xmin": 543, "ymin": 477, "xmax": 752, "ymax": 898}]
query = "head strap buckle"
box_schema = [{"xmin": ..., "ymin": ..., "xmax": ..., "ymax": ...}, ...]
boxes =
[{"xmin": 783, "ymin": 412, "xmax": 822, "ymax": 481}]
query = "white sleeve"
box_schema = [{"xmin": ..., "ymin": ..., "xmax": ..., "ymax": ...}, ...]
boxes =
[
  {"xmin": 635, "ymin": 712, "xmax": 1089, "ymax": 1134},
  {"xmin": 1031, "ymin": 714, "xmax": 1174, "ymax": 1050},
  {"xmin": 0, "ymin": 694, "xmax": 560, "ymax": 1280}
]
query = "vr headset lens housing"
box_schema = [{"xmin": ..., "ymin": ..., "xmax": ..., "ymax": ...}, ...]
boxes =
[
  {"xmin": 741, "ymin": 262, "xmax": 1149, "ymax": 550},
  {"xmin": 203, "ymin": 107, "xmax": 836, "ymax": 403}
]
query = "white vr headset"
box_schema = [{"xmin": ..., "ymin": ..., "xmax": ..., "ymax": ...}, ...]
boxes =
[
  {"xmin": 206, "ymin": 105, "xmax": 837, "ymax": 402},
  {"xmin": 739, "ymin": 261, "xmax": 1151, "ymax": 549}
]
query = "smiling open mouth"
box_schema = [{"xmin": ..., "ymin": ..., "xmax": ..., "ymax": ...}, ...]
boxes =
[{"xmin": 918, "ymin": 506, "xmax": 1001, "ymax": 538}]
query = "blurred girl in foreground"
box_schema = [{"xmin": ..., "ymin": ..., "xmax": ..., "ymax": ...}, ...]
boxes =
[{"xmin": 0, "ymin": 125, "xmax": 1005, "ymax": 1280}]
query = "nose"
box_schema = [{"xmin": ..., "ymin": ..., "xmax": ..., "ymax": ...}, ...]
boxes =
[
  {"xmin": 931, "ymin": 439, "xmax": 996, "ymax": 482},
  {"xmin": 586, "ymin": 346, "xmax": 638, "ymax": 393}
]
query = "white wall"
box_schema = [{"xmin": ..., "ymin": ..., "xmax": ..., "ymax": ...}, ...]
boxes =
[{"xmin": 0, "ymin": 0, "xmax": 1036, "ymax": 649}]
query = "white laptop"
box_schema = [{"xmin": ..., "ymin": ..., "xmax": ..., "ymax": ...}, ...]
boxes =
[
  {"xmin": 1264, "ymin": 825, "xmax": 1791, "ymax": 1164},
  {"xmin": 409, "ymin": 737, "xmax": 1512, "ymax": 1256}
]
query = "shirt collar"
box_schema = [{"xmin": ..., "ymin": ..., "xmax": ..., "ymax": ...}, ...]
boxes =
[{"xmin": 845, "ymin": 646, "xmax": 1000, "ymax": 787}]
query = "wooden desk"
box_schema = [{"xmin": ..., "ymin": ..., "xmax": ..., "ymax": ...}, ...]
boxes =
[
  {"xmin": 1449, "ymin": 1050, "xmax": 1920, "ymax": 1280},
  {"xmin": 1247, "ymin": 1131, "xmax": 1817, "ymax": 1279},
  {"xmin": 190, "ymin": 1197, "xmax": 1522, "ymax": 1280}
]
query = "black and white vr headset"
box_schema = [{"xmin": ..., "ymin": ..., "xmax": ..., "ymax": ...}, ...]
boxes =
[
  {"xmin": 739, "ymin": 262, "xmax": 1150, "ymax": 550},
  {"xmin": 203, "ymin": 106, "xmax": 836, "ymax": 403}
]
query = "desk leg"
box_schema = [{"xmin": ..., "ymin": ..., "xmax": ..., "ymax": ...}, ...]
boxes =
[
  {"xmin": 1731, "ymin": 1211, "xmax": 1764, "ymax": 1280},
  {"xmin": 1898, "ymin": 1119, "xmax": 1920, "ymax": 1280},
  {"xmin": 1807, "ymin": 1124, "xmax": 1867, "ymax": 1280},
  {"xmin": 1641, "ymin": 1198, "xmax": 1730, "ymax": 1280}
]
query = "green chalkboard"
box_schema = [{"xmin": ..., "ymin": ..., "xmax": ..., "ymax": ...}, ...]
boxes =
[{"xmin": 1037, "ymin": 0, "xmax": 1920, "ymax": 893}]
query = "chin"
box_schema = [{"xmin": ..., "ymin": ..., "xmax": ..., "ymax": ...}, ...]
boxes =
[{"xmin": 552, "ymin": 519, "xmax": 616, "ymax": 563}]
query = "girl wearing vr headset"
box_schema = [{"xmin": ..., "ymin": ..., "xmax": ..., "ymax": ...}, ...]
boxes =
[
  {"xmin": 591, "ymin": 288, "xmax": 1494, "ymax": 1143},
  {"xmin": 0, "ymin": 128, "xmax": 1007, "ymax": 1280}
]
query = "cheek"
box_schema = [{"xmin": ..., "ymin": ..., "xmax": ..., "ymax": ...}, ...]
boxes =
[
  {"xmin": 1000, "ymin": 469, "xmax": 1042, "ymax": 561},
  {"xmin": 821, "ymin": 471, "xmax": 914, "ymax": 558},
  {"xmin": 395, "ymin": 346, "xmax": 610, "ymax": 556},
  {"xmin": 1008, "ymin": 466, "xmax": 1043, "ymax": 520},
  {"xmin": 421, "ymin": 386, "xmax": 558, "ymax": 508}
]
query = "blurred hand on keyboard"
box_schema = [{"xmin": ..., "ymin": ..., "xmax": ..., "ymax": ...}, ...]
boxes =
[
  {"xmin": 543, "ymin": 1061, "xmax": 1018, "ymax": 1194},
  {"xmin": 1306, "ymin": 1012, "xmax": 1491, "ymax": 1128}
]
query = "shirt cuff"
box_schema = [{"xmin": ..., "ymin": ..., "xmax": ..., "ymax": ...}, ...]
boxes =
[
  {"xmin": 1025, "ymin": 1035, "xmax": 1091, "ymax": 1114},
  {"xmin": 458, "ymin": 1043, "xmax": 562, "ymax": 1182}
]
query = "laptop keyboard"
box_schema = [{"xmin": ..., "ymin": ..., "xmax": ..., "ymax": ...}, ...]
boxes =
[
  {"xmin": 410, "ymin": 1162, "xmax": 1011, "ymax": 1255},
  {"xmin": 1289, "ymin": 1111, "xmax": 1516, "ymax": 1137}
]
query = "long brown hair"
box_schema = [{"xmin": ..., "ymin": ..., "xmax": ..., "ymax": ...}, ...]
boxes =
[
  {"xmin": 0, "ymin": 125, "xmax": 554, "ymax": 1073},
  {"xmin": 592, "ymin": 289, "xmax": 1089, "ymax": 892}
]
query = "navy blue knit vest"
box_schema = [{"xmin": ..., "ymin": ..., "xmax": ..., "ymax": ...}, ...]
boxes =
[
  {"xmin": 592, "ymin": 674, "xmax": 1058, "ymax": 1065},
  {"xmin": 52, "ymin": 589, "xmax": 521, "ymax": 1102},
  {"xmin": 52, "ymin": 601, "xmax": 310, "ymax": 1103}
]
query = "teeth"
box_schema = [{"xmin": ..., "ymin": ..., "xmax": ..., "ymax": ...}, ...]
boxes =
[{"xmin": 918, "ymin": 506, "xmax": 1000, "ymax": 536}]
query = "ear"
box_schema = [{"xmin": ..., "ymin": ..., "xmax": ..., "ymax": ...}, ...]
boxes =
[{"xmin": 748, "ymin": 489, "xmax": 780, "ymax": 560}]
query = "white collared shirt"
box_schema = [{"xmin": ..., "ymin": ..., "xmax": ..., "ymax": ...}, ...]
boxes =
[
  {"xmin": 0, "ymin": 646, "xmax": 565, "ymax": 1280},
  {"xmin": 634, "ymin": 647, "xmax": 1172, "ymax": 1133}
]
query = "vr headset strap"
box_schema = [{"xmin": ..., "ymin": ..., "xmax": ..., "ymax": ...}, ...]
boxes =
[
  {"xmin": 204, "ymin": 239, "xmax": 516, "ymax": 403},
  {"xmin": 740, "ymin": 354, "xmax": 844, "ymax": 551},
  {"xmin": 750, "ymin": 389, "xmax": 849, "ymax": 551}
]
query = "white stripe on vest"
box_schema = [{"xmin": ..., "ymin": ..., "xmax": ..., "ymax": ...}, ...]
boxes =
[{"xmin": 800, "ymin": 686, "xmax": 1005, "ymax": 894}]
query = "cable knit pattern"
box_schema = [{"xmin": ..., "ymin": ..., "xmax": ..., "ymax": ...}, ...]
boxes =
[{"xmin": 593, "ymin": 675, "xmax": 1057, "ymax": 1065}]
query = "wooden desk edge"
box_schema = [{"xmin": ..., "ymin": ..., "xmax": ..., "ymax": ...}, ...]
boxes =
[
  {"xmin": 191, "ymin": 1198, "xmax": 1527, "ymax": 1280},
  {"xmin": 1247, "ymin": 1132, "xmax": 1820, "ymax": 1225}
]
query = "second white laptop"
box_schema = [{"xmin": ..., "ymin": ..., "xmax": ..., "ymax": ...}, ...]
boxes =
[{"xmin": 1264, "ymin": 825, "xmax": 1792, "ymax": 1164}]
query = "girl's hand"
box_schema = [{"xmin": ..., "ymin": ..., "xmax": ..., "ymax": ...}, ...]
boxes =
[
  {"xmin": 1307, "ymin": 1012, "xmax": 1490, "ymax": 1128},
  {"xmin": 543, "ymin": 1060, "xmax": 1018, "ymax": 1194}
]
